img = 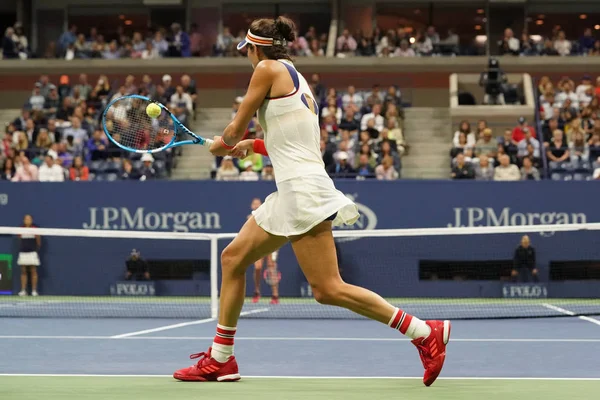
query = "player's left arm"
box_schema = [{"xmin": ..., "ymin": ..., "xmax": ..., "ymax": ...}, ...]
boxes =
[{"xmin": 210, "ymin": 61, "xmax": 274, "ymax": 156}]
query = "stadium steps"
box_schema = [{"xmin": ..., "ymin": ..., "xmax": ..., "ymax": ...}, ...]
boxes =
[
  {"xmin": 401, "ymin": 107, "xmax": 451, "ymax": 179},
  {"xmin": 171, "ymin": 108, "xmax": 232, "ymax": 180},
  {"xmin": 0, "ymin": 109, "xmax": 19, "ymax": 130}
]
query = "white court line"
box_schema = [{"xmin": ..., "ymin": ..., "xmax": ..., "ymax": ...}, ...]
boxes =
[
  {"xmin": 542, "ymin": 304, "xmax": 600, "ymax": 327},
  {"xmin": 0, "ymin": 373, "xmax": 599, "ymax": 381},
  {"xmin": 0, "ymin": 335, "xmax": 599, "ymax": 342},
  {"xmin": 110, "ymin": 308, "xmax": 270, "ymax": 338}
]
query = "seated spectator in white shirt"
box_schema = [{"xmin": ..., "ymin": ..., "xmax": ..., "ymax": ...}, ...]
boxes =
[
  {"xmin": 336, "ymin": 29, "xmax": 357, "ymax": 55},
  {"xmin": 494, "ymin": 154, "xmax": 520, "ymax": 181},
  {"xmin": 474, "ymin": 155, "xmax": 495, "ymax": 180},
  {"xmin": 553, "ymin": 31, "xmax": 572, "ymax": 56},
  {"xmin": 413, "ymin": 32, "xmax": 433, "ymax": 55},
  {"xmin": 360, "ymin": 104, "xmax": 384, "ymax": 132},
  {"xmin": 239, "ymin": 160, "xmax": 259, "ymax": 181},
  {"xmin": 375, "ymin": 155, "xmax": 398, "ymax": 180},
  {"xmin": 395, "ymin": 40, "xmax": 416, "ymax": 57},
  {"xmin": 555, "ymin": 81, "xmax": 579, "ymax": 109},
  {"xmin": 216, "ymin": 156, "xmax": 239, "ymax": 181},
  {"xmin": 594, "ymin": 167, "xmax": 600, "ymax": 180},
  {"xmin": 11, "ymin": 154, "xmax": 39, "ymax": 182},
  {"xmin": 29, "ymin": 83, "xmax": 45, "ymax": 111},
  {"xmin": 576, "ymin": 75, "xmax": 593, "ymax": 99},
  {"xmin": 139, "ymin": 153, "xmax": 157, "ymax": 180},
  {"xmin": 170, "ymin": 85, "xmax": 193, "ymax": 124},
  {"xmin": 62, "ymin": 116, "xmax": 88, "ymax": 152},
  {"xmin": 261, "ymin": 163, "xmax": 275, "ymax": 180},
  {"xmin": 38, "ymin": 154, "xmax": 65, "ymax": 182},
  {"xmin": 498, "ymin": 28, "xmax": 520, "ymax": 55},
  {"xmin": 453, "ymin": 120, "xmax": 476, "ymax": 147},
  {"xmin": 517, "ymin": 128, "xmax": 540, "ymax": 158},
  {"xmin": 342, "ymin": 85, "xmax": 363, "ymax": 110}
]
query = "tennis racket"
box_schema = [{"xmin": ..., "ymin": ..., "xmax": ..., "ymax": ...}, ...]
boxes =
[{"xmin": 101, "ymin": 94, "xmax": 213, "ymax": 154}]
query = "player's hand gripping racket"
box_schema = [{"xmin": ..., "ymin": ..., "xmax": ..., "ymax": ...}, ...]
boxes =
[{"xmin": 102, "ymin": 94, "xmax": 213, "ymax": 154}]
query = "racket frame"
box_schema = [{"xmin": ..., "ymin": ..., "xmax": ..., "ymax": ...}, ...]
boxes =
[{"xmin": 102, "ymin": 94, "xmax": 213, "ymax": 154}]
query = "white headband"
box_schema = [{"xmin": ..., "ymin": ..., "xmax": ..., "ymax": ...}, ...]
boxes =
[{"xmin": 237, "ymin": 30, "xmax": 287, "ymax": 50}]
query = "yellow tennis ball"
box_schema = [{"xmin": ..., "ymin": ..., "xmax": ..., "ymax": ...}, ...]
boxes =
[{"xmin": 146, "ymin": 103, "xmax": 162, "ymax": 118}]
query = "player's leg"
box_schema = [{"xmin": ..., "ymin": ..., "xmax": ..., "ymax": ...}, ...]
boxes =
[
  {"xmin": 290, "ymin": 220, "xmax": 450, "ymax": 386},
  {"xmin": 173, "ymin": 216, "xmax": 287, "ymax": 382},
  {"xmin": 252, "ymin": 258, "xmax": 263, "ymax": 303},
  {"xmin": 19, "ymin": 265, "xmax": 28, "ymax": 296},
  {"xmin": 30, "ymin": 266, "xmax": 39, "ymax": 296},
  {"xmin": 266, "ymin": 253, "xmax": 280, "ymax": 303}
]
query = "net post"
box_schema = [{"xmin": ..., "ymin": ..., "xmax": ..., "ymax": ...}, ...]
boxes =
[{"xmin": 210, "ymin": 235, "xmax": 219, "ymax": 319}]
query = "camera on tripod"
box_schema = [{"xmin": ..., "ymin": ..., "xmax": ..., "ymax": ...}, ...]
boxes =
[{"xmin": 479, "ymin": 58, "xmax": 508, "ymax": 105}]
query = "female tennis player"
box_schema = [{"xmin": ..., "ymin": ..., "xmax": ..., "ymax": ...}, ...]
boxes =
[
  {"xmin": 173, "ymin": 17, "xmax": 450, "ymax": 386},
  {"xmin": 248, "ymin": 197, "xmax": 280, "ymax": 305}
]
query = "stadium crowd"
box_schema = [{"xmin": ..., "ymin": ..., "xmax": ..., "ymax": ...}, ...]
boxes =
[
  {"xmin": 214, "ymin": 78, "xmax": 407, "ymax": 181},
  {"xmin": 450, "ymin": 74, "xmax": 600, "ymax": 181},
  {"xmin": 0, "ymin": 73, "xmax": 198, "ymax": 181}
]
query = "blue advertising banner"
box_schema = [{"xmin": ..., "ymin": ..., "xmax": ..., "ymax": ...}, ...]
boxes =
[{"xmin": 0, "ymin": 181, "xmax": 598, "ymax": 297}]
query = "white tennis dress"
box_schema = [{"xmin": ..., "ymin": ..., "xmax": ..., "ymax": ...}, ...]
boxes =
[{"xmin": 252, "ymin": 60, "xmax": 359, "ymax": 237}]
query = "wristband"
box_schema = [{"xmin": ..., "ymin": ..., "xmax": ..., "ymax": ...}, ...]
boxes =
[
  {"xmin": 220, "ymin": 136, "xmax": 235, "ymax": 150},
  {"xmin": 253, "ymin": 139, "xmax": 268, "ymax": 156}
]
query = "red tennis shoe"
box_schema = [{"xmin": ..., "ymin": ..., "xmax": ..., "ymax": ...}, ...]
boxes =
[
  {"xmin": 411, "ymin": 320, "xmax": 451, "ymax": 387},
  {"xmin": 173, "ymin": 348, "xmax": 240, "ymax": 382}
]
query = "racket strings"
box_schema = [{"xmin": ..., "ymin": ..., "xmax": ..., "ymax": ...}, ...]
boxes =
[{"xmin": 105, "ymin": 98, "xmax": 175, "ymax": 151}]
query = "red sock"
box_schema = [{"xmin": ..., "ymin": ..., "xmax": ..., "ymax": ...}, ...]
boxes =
[
  {"xmin": 388, "ymin": 308, "xmax": 413, "ymax": 334},
  {"xmin": 211, "ymin": 324, "xmax": 236, "ymax": 363}
]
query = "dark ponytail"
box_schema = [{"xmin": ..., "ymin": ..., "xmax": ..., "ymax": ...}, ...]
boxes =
[
  {"xmin": 274, "ymin": 16, "xmax": 296, "ymax": 43},
  {"xmin": 248, "ymin": 16, "xmax": 296, "ymax": 61}
]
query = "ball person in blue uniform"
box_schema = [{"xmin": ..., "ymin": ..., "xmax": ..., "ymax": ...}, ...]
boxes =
[{"xmin": 17, "ymin": 214, "xmax": 41, "ymax": 296}]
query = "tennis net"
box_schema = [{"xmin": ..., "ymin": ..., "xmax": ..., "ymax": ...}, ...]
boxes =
[{"xmin": 0, "ymin": 223, "xmax": 599, "ymax": 320}]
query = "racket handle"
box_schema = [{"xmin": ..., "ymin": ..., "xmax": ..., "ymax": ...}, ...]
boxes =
[{"xmin": 203, "ymin": 138, "xmax": 214, "ymax": 146}]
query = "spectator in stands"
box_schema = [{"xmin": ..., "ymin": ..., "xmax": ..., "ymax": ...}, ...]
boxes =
[
  {"xmin": 35, "ymin": 129, "xmax": 53, "ymax": 152},
  {"xmin": 309, "ymin": 74, "xmax": 325, "ymax": 105},
  {"xmin": 169, "ymin": 23, "xmax": 190, "ymax": 57},
  {"xmin": 12, "ymin": 154, "xmax": 38, "ymax": 182},
  {"xmin": 474, "ymin": 155, "xmax": 495, "ymax": 181},
  {"xmin": 451, "ymin": 153, "xmax": 474, "ymax": 180},
  {"xmin": 556, "ymin": 81, "xmax": 578, "ymax": 109},
  {"xmin": 453, "ymin": 120, "xmax": 475, "ymax": 147},
  {"xmin": 69, "ymin": 156, "xmax": 89, "ymax": 181},
  {"xmin": 23, "ymin": 119, "xmax": 37, "ymax": 144},
  {"xmin": 450, "ymin": 132, "xmax": 473, "ymax": 159},
  {"xmin": 306, "ymin": 38, "xmax": 324, "ymax": 57},
  {"xmin": 58, "ymin": 75, "xmax": 72, "ymax": 101},
  {"xmin": 139, "ymin": 154, "xmax": 157, "ymax": 181},
  {"xmin": 216, "ymin": 156, "xmax": 239, "ymax": 181},
  {"xmin": 590, "ymin": 40, "xmax": 600, "ymax": 56},
  {"xmin": 85, "ymin": 129, "xmax": 108, "ymax": 161},
  {"xmin": 542, "ymin": 118, "xmax": 560, "ymax": 144},
  {"xmin": 395, "ymin": 40, "xmax": 415, "ymax": 57},
  {"xmin": 517, "ymin": 128, "xmax": 540, "ymax": 162},
  {"xmin": 512, "ymin": 117, "xmax": 537, "ymax": 142},
  {"xmin": 512, "ymin": 235, "xmax": 538, "ymax": 283},
  {"xmin": 499, "ymin": 128, "xmax": 518, "ymax": 162},
  {"xmin": 43, "ymin": 85, "xmax": 60, "ymax": 118},
  {"xmin": 355, "ymin": 153, "xmax": 375, "ymax": 179},
  {"xmin": 475, "ymin": 128, "xmax": 498, "ymax": 159},
  {"xmin": 414, "ymin": 31, "xmax": 433, "ymax": 56},
  {"xmin": 162, "ymin": 74, "xmax": 176, "ymax": 100},
  {"xmin": 120, "ymin": 159, "xmax": 139, "ymax": 180},
  {"xmin": 38, "ymin": 154, "xmax": 64, "ymax": 182},
  {"xmin": 499, "ymin": 28, "xmax": 520, "ymax": 55},
  {"xmin": 554, "ymin": 31, "xmax": 572, "ymax": 56},
  {"xmin": 520, "ymin": 157, "xmax": 540, "ymax": 180},
  {"xmin": 94, "ymin": 75, "xmax": 111, "ymax": 102},
  {"xmin": 14, "ymin": 131, "xmax": 28, "ymax": 151},
  {"xmin": 2, "ymin": 27, "xmax": 19, "ymax": 59},
  {"xmin": 336, "ymin": 29, "xmax": 357, "ymax": 56},
  {"xmin": 13, "ymin": 109, "xmax": 30, "ymax": 131},
  {"xmin": 339, "ymin": 108, "xmax": 360, "ymax": 133},
  {"xmin": 56, "ymin": 142, "xmax": 73, "ymax": 167},
  {"xmin": 494, "ymin": 154, "xmax": 520, "ymax": 181},
  {"xmin": 579, "ymin": 28, "xmax": 596, "ymax": 53},
  {"xmin": 540, "ymin": 39, "xmax": 559, "ymax": 56},
  {"xmin": 102, "ymin": 40, "xmax": 121, "ymax": 59},
  {"xmin": 321, "ymin": 114, "xmax": 338, "ymax": 137},
  {"xmin": 152, "ymin": 31, "xmax": 169, "ymax": 56},
  {"xmin": 589, "ymin": 132, "xmax": 600, "ymax": 161},
  {"xmin": 1, "ymin": 158, "xmax": 15, "ymax": 181},
  {"xmin": 181, "ymin": 75, "xmax": 197, "ymax": 112},
  {"xmin": 327, "ymin": 151, "xmax": 354, "ymax": 178},
  {"xmin": 215, "ymin": 26, "xmax": 234, "ymax": 56},
  {"xmin": 360, "ymin": 104, "xmax": 383, "ymax": 132},
  {"xmin": 29, "ymin": 83, "xmax": 46, "ymax": 111},
  {"xmin": 63, "ymin": 116, "xmax": 88, "ymax": 151},
  {"xmin": 239, "ymin": 160, "xmax": 259, "ymax": 181},
  {"xmin": 374, "ymin": 155, "xmax": 398, "ymax": 180},
  {"xmin": 321, "ymin": 98, "xmax": 342, "ymax": 124},
  {"xmin": 547, "ymin": 129, "xmax": 570, "ymax": 168},
  {"xmin": 520, "ymin": 33, "xmax": 537, "ymax": 56},
  {"xmin": 58, "ymin": 25, "xmax": 77, "ymax": 53},
  {"xmin": 170, "ymin": 85, "xmax": 193, "ymax": 124},
  {"xmin": 569, "ymin": 130, "xmax": 590, "ymax": 167},
  {"xmin": 142, "ymin": 39, "xmax": 160, "ymax": 59},
  {"xmin": 376, "ymin": 140, "xmax": 400, "ymax": 171},
  {"xmin": 261, "ymin": 162, "xmax": 275, "ymax": 180}
]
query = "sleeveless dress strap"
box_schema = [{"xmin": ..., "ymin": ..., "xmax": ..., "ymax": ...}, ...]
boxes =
[{"xmin": 265, "ymin": 60, "xmax": 300, "ymax": 100}]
